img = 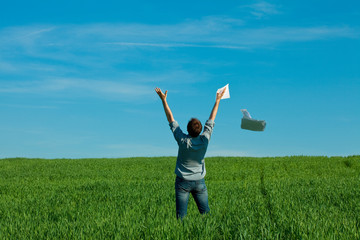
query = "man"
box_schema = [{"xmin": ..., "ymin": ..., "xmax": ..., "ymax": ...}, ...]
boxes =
[{"xmin": 155, "ymin": 87, "xmax": 226, "ymax": 219}]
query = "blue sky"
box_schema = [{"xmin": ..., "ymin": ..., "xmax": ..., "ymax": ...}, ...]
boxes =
[{"xmin": 0, "ymin": 0, "xmax": 359, "ymax": 158}]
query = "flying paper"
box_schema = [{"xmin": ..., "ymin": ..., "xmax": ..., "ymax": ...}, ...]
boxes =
[
  {"xmin": 240, "ymin": 109, "xmax": 266, "ymax": 131},
  {"xmin": 241, "ymin": 109, "xmax": 252, "ymax": 119},
  {"xmin": 217, "ymin": 84, "xmax": 230, "ymax": 99}
]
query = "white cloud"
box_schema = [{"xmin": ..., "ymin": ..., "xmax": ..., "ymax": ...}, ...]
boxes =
[
  {"xmin": 0, "ymin": 18, "xmax": 358, "ymax": 102},
  {"xmin": 247, "ymin": 1, "xmax": 281, "ymax": 18},
  {"xmin": 232, "ymin": 26, "xmax": 357, "ymax": 45},
  {"xmin": 0, "ymin": 59, "xmax": 17, "ymax": 71},
  {"xmin": 105, "ymin": 42, "xmax": 247, "ymax": 49},
  {"xmin": 0, "ymin": 103, "xmax": 56, "ymax": 109},
  {"xmin": 0, "ymin": 17, "xmax": 357, "ymax": 54},
  {"xmin": 0, "ymin": 69, "xmax": 206, "ymax": 99},
  {"xmin": 0, "ymin": 78, "xmax": 153, "ymax": 99}
]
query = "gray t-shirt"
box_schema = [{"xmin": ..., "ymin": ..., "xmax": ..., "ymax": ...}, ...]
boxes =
[{"xmin": 169, "ymin": 119, "xmax": 215, "ymax": 180}]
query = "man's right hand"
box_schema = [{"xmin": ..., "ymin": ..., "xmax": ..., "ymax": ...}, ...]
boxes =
[
  {"xmin": 209, "ymin": 87, "xmax": 226, "ymax": 121},
  {"xmin": 216, "ymin": 87, "xmax": 226, "ymax": 102},
  {"xmin": 155, "ymin": 87, "xmax": 168, "ymax": 102}
]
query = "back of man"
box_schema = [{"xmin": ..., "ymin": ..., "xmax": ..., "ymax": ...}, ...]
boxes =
[
  {"xmin": 155, "ymin": 87, "xmax": 225, "ymax": 219},
  {"xmin": 169, "ymin": 119, "xmax": 215, "ymax": 181}
]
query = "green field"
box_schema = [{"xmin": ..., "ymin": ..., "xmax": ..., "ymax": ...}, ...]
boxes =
[{"xmin": 0, "ymin": 156, "xmax": 359, "ymax": 239}]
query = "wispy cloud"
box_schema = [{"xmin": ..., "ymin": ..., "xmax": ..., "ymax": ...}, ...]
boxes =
[
  {"xmin": 232, "ymin": 26, "xmax": 357, "ymax": 45},
  {"xmin": 1, "ymin": 22, "xmax": 356, "ymax": 77},
  {"xmin": 105, "ymin": 42, "xmax": 247, "ymax": 49},
  {"xmin": 245, "ymin": 1, "xmax": 281, "ymax": 18},
  {"xmin": 0, "ymin": 78, "xmax": 153, "ymax": 99},
  {"xmin": 0, "ymin": 59, "xmax": 17, "ymax": 71},
  {"xmin": 0, "ymin": 69, "xmax": 205, "ymax": 99},
  {"xmin": 0, "ymin": 17, "xmax": 358, "ymax": 101},
  {"xmin": 88, "ymin": 23, "xmax": 357, "ymax": 49},
  {"xmin": 0, "ymin": 16, "xmax": 357, "ymax": 54},
  {"xmin": 0, "ymin": 20, "xmax": 356, "ymax": 80},
  {"xmin": 0, "ymin": 103, "xmax": 56, "ymax": 109}
]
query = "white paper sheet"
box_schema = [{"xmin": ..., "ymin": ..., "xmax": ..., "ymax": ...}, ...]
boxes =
[
  {"xmin": 216, "ymin": 84, "xmax": 230, "ymax": 99},
  {"xmin": 241, "ymin": 109, "xmax": 252, "ymax": 119}
]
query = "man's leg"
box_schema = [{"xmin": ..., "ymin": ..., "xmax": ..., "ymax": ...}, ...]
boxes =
[
  {"xmin": 192, "ymin": 178, "xmax": 210, "ymax": 214},
  {"xmin": 175, "ymin": 177, "xmax": 191, "ymax": 219}
]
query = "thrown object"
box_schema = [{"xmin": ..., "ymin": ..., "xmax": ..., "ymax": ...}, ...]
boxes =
[
  {"xmin": 216, "ymin": 84, "xmax": 230, "ymax": 99},
  {"xmin": 241, "ymin": 109, "xmax": 266, "ymax": 131}
]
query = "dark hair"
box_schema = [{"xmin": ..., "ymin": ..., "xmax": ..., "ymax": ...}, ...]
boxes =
[{"xmin": 187, "ymin": 118, "xmax": 202, "ymax": 137}]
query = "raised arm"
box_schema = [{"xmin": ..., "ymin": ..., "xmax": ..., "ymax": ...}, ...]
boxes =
[
  {"xmin": 155, "ymin": 87, "xmax": 175, "ymax": 123},
  {"xmin": 209, "ymin": 87, "xmax": 226, "ymax": 121}
]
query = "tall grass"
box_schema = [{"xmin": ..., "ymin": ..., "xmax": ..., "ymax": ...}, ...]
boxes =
[{"xmin": 0, "ymin": 156, "xmax": 359, "ymax": 239}]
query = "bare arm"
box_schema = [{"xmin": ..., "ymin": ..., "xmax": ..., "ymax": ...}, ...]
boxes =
[
  {"xmin": 209, "ymin": 87, "xmax": 226, "ymax": 121},
  {"xmin": 155, "ymin": 87, "xmax": 175, "ymax": 123}
]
